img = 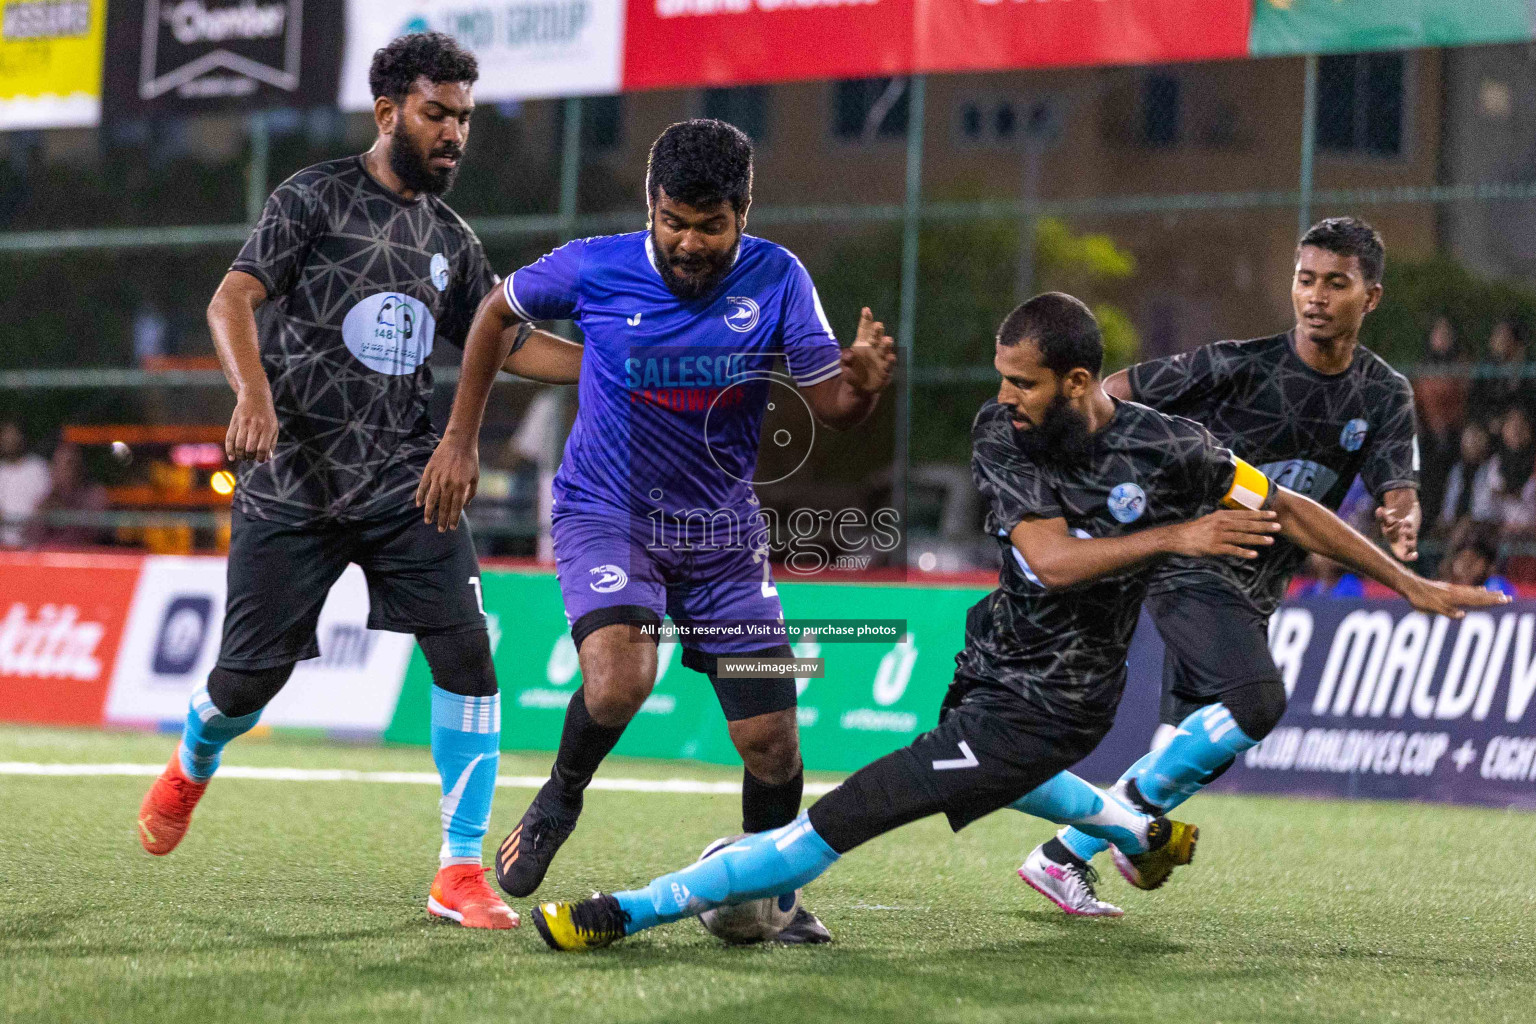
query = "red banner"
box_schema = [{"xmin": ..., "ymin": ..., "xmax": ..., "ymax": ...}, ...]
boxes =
[
  {"xmin": 0, "ymin": 552, "xmax": 142, "ymax": 726},
  {"xmin": 622, "ymin": 0, "xmax": 916, "ymax": 91},
  {"xmin": 915, "ymin": 0, "xmax": 1251, "ymax": 75}
]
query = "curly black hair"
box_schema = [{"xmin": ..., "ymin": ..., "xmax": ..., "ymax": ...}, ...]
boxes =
[
  {"xmin": 1299, "ymin": 216, "xmax": 1385, "ymax": 284},
  {"xmin": 646, "ymin": 119, "xmax": 754, "ymax": 214},
  {"xmin": 369, "ymin": 31, "xmax": 479, "ymax": 103}
]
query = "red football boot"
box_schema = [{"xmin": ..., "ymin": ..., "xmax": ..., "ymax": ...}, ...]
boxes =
[
  {"xmin": 428, "ymin": 865, "xmax": 520, "ymax": 930},
  {"xmin": 137, "ymin": 751, "xmax": 209, "ymax": 856}
]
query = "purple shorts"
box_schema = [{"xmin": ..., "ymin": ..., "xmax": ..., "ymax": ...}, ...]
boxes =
[{"xmin": 551, "ymin": 508, "xmax": 788, "ymax": 656}]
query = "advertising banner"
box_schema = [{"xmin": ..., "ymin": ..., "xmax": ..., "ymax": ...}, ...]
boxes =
[
  {"xmin": 0, "ymin": 552, "xmax": 142, "ymax": 726},
  {"xmin": 1078, "ymin": 599, "xmax": 1536, "ymax": 810},
  {"xmin": 339, "ymin": 0, "xmax": 625, "ymax": 109},
  {"xmin": 0, "ymin": 0, "xmax": 105, "ymax": 129},
  {"xmin": 101, "ymin": 0, "xmax": 343, "ymax": 120},
  {"xmin": 103, "ymin": 556, "xmax": 415, "ymax": 733},
  {"xmin": 1250, "ymin": 0, "xmax": 1534, "ymax": 56},
  {"xmin": 621, "ymin": 0, "xmax": 914, "ymax": 92},
  {"xmin": 386, "ymin": 569, "xmax": 979, "ymax": 771},
  {"xmin": 915, "ymin": 0, "xmax": 1250, "ymax": 76}
]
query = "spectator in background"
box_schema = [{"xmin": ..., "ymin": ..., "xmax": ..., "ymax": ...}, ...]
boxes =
[
  {"xmin": 1413, "ymin": 315, "xmax": 1464, "ymax": 521},
  {"xmin": 1295, "ymin": 552, "xmax": 1365, "ymax": 598},
  {"xmin": 0, "ymin": 420, "xmax": 51, "ymax": 547},
  {"xmin": 1439, "ymin": 526, "xmax": 1516, "ymax": 597},
  {"xmin": 27, "ymin": 442, "xmax": 108, "ymax": 548},
  {"xmin": 1439, "ymin": 421, "xmax": 1500, "ymax": 531},
  {"xmin": 1467, "ymin": 319, "xmax": 1531, "ymax": 430},
  {"xmin": 1492, "ymin": 405, "xmax": 1536, "ymax": 538}
]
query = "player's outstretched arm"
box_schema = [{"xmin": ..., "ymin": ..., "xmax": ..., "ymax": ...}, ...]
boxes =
[
  {"xmin": 1009, "ymin": 509, "xmax": 1280, "ymax": 590},
  {"xmin": 418, "ymin": 285, "xmax": 579, "ymax": 531},
  {"xmin": 1271, "ymin": 487, "xmax": 1507, "ymax": 618},
  {"xmin": 802, "ymin": 308, "xmax": 897, "ymax": 431},
  {"xmin": 208, "ymin": 270, "xmax": 277, "ymax": 463}
]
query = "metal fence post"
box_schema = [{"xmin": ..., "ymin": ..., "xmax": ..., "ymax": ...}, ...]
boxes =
[
  {"xmin": 1298, "ymin": 54, "xmax": 1318, "ymax": 238},
  {"xmin": 245, "ymin": 111, "xmax": 270, "ymax": 224},
  {"xmin": 894, "ymin": 75, "xmax": 926, "ymax": 570}
]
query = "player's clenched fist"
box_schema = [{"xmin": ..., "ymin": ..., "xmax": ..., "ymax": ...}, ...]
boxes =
[
  {"xmin": 416, "ymin": 436, "xmax": 479, "ymax": 532},
  {"xmin": 842, "ymin": 307, "xmax": 897, "ymax": 395},
  {"xmin": 1164, "ymin": 509, "xmax": 1281, "ymax": 560},
  {"xmin": 226, "ymin": 391, "xmax": 279, "ymax": 463}
]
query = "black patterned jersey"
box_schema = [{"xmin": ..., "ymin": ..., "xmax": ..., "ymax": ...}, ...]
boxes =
[
  {"xmin": 952, "ymin": 399, "xmax": 1251, "ymax": 734},
  {"xmin": 1128, "ymin": 331, "xmax": 1418, "ymax": 613},
  {"xmin": 228, "ymin": 156, "xmax": 498, "ymax": 525}
]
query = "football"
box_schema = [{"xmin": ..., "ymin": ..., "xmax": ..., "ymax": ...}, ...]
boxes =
[{"xmin": 695, "ymin": 834, "xmax": 801, "ymax": 944}]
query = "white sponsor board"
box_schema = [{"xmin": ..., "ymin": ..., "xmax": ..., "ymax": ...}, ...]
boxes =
[
  {"xmin": 104, "ymin": 556, "xmax": 414, "ymax": 731},
  {"xmin": 338, "ymin": 0, "xmax": 625, "ymax": 109}
]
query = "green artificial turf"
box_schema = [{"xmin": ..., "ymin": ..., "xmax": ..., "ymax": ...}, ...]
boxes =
[{"xmin": 1, "ymin": 724, "xmax": 1532, "ymax": 1023}]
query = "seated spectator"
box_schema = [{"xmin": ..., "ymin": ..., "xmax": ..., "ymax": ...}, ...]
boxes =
[
  {"xmin": 1467, "ymin": 319, "xmax": 1531, "ymax": 430},
  {"xmin": 1439, "ymin": 527, "xmax": 1516, "ymax": 597},
  {"xmin": 1438, "ymin": 421, "xmax": 1499, "ymax": 530},
  {"xmin": 0, "ymin": 420, "xmax": 50, "ymax": 547},
  {"xmin": 1491, "ymin": 405, "xmax": 1536, "ymax": 538},
  {"xmin": 27, "ymin": 442, "xmax": 108, "ymax": 548},
  {"xmin": 1294, "ymin": 553, "xmax": 1365, "ymax": 598}
]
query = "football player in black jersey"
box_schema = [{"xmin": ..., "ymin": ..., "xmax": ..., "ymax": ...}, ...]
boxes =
[
  {"xmin": 137, "ymin": 33, "xmax": 583, "ymax": 931},
  {"xmin": 1021, "ymin": 218, "xmax": 1430, "ymax": 911},
  {"xmin": 525, "ymin": 294, "xmax": 1504, "ymax": 950}
]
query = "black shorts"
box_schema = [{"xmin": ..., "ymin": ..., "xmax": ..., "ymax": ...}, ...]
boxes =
[
  {"xmin": 807, "ymin": 695, "xmax": 1109, "ymax": 854},
  {"xmin": 217, "ymin": 504, "xmax": 485, "ymax": 670},
  {"xmin": 1146, "ymin": 585, "xmax": 1280, "ymax": 728}
]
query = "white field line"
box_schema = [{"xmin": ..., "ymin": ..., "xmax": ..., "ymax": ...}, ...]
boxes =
[{"xmin": 0, "ymin": 762, "xmax": 840, "ymax": 796}]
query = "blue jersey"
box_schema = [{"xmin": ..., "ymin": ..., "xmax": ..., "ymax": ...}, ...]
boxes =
[{"xmin": 505, "ymin": 231, "xmax": 842, "ymax": 521}]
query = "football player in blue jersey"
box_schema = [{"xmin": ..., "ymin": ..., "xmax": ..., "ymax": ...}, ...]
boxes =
[{"xmin": 420, "ymin": 119, "xmax": 897, "ymax": 942}]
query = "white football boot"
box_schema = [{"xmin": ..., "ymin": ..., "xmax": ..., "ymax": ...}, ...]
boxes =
[{"xmin": 1017, "ymin": 843, "xmax": 1123, "ymax": 917}]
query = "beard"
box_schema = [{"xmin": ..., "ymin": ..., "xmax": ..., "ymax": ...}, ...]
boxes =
[
  {"xmin": 651, "ymin": 223, "xmax": 739, "ymax": 300},
  {"xmin": 1011, "ymin": 393, "xmax": 1094, "ymax": 468},
  {"xmin": 388, "ymin": 127, "xmax": 460, "ymax": 197}
]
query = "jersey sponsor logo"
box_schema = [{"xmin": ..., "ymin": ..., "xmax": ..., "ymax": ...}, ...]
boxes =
[
  {"xmin": 151, "ymin": 595, "xmax": 212, "ymax": 675},
  {"xmin": 626, "ymin": 311, "xmax": 642, "ymax": 326},
  {"xmin": 724, "ymin": 296, "xmax": 760, "ymax": 333},
  {"xmin": 1107, "ymin": 482, "xmax": 1147, "ymax": 523},
  {"xmin": 341, "ymin": 291, "xmax": 436, "ymax": 375},
  {"xmin": 429, "ymin": 252, "xmax": 450, "ymax": 291},
  {"xmin": 1340, "ymin": 418, "xmax": 1369, "ymax": 452},
  {"xmin": 588, "ymin": 564, "xmax": 628, "ymax": 593},
  {"xmin": 1258, "ymin": 459, "xmax": 1339, "ymax": 500}
]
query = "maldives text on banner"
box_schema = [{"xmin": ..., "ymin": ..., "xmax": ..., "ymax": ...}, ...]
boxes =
[
  {"xmin": 338, "ymin": 0, "xmax": 625, "ymax": 107},
  {"xmin": 0, "ymin": 0, "xmax": 105, "ymax": 129}
]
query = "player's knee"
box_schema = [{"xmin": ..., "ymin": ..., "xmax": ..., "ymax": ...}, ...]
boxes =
[
  {"xmin": 1222, "ymin": 678, "xmax": 1287, "ymax": 742},
  {"xmin": 730, "ymin": 711, "xmax": 801, "ymax": 784},
  {"xmin": 207, "ymin": 664, "xmax": 295, "ymax": 718},
  {"xmin": 417, "ymin": 628, "xmax": 497, "ymax": 698},
  {"xmin": 577, "ymin": 622, "xmax": 657, "ymax": 725}
]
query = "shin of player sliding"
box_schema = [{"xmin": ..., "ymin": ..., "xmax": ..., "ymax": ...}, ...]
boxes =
[{"xmin": 524, "ymin": 292, "xmax": 1500, "ymax": 950}]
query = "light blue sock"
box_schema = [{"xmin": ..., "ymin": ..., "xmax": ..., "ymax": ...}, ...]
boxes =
[
  {"xmin": 1009, "ymin": 771, "xmax": 1157, "ymax": 855},
  {"xmin": 178, "ymin": 684, "xmax": 261, "ymax": 782},
  {"xmin": 430, "ymin": 688, "xmax": 501, "ymax": 866},
  {"xmin": 1033, "ymin": 748, "xmax": 1162, "ymax": 863},
  {"xmin": 614, "ymin": 812, "xmax": 840, "ymax": 933},
  {"xmin": 1134, "ymin": 702, "xmax": 1258, "ymax": 810}
]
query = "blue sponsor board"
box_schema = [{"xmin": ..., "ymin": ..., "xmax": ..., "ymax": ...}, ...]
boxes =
[{"xmin": 1076, "ymin": 598, "xmax": 1536, "ymax": 810}]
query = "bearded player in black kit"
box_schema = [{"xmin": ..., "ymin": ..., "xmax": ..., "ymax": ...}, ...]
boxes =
[{"xmin": 135, "ymin": 33, "xmax": 584, "ymax": 932}]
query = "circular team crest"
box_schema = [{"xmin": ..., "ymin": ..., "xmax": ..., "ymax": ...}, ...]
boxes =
[
  {"xmin": 1107, "ymin": 482, "xmax": 1147, "ymax": 523},
  {"xmin": 1340, "ymin": 418, "xmax": 1369, "ymax": 452},
  {"xmin": 588, "ymin": 565, "xmax": 628, "ymax": 593},
  {"xmin": 430, "ymin": 253, "xmax": 450, "ymax": 292},
  {"xmin": 724, "ymin": 296, "xmax": 760, "ymax": 333}
]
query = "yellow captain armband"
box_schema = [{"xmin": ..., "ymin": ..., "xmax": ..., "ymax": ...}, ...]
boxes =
[{"xmin": 1221, "ymin": 457, "xmax": 1274, "ymax": 511}]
